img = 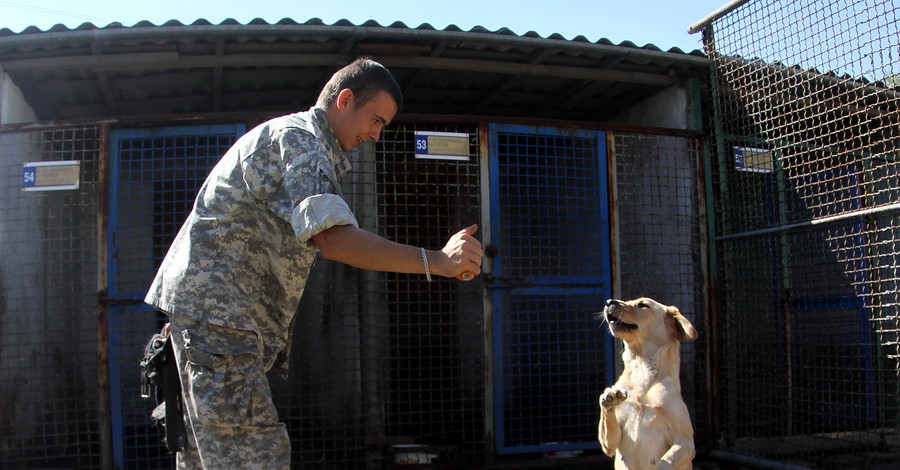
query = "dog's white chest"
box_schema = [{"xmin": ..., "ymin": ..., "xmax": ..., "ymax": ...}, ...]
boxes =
[
  {"xmin": 619, "ymin": 398, "xmax": 665, "ymax": 436},
  {"xmin": 616, "ymin": 400, "xmax": 672, "ymax": 469}
]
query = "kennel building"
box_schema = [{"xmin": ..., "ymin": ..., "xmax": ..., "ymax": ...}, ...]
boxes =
[{"xmin": 0, "ymin": 17, "xmax": 710, "ymax": 469}]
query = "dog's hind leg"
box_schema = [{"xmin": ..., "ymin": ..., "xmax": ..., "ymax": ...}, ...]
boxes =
[{"xmin": 658, "ymin": 437, "xmax": 695, "ymax": 470}]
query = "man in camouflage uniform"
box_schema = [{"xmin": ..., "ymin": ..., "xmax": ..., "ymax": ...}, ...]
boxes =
[{"xmin": 144, "ymin": 58, "xmax": 483, "ymax": 470}]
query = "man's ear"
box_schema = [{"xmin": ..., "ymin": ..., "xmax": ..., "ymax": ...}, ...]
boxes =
[{"xmin": 336, "ymin": 88, "xmax": 354, "ymax": 110}]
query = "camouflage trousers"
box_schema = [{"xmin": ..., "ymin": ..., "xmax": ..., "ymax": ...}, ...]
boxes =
[{"xmin": 168, "ymin": 316, "xmax": 290, "ymax": 470}]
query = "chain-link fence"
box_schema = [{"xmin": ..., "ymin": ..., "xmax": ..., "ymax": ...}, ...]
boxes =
[{"xmin": 703, "ymin": 0, "xmax": 900, "ymax": 468}]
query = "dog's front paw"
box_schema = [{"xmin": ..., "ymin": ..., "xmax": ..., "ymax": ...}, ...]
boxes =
[{"xmin": 600, "ymin": 387, "xmax": 627, "ymax": 411}]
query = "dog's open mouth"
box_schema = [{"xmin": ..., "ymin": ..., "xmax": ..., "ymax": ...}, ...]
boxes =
[{"xmin": 605, "ymin": 310, "xmax": 638, "ymax": 331}]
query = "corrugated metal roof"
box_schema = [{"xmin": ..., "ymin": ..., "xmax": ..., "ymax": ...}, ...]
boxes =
[{"xmin": 0, "ymin": 18, "xmax": 710, "ymax": 123}]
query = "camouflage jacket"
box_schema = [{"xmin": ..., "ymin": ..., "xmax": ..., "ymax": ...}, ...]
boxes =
[{"xmin": 145, "ymin": 107, "xmax": 357, "ymax": 371}]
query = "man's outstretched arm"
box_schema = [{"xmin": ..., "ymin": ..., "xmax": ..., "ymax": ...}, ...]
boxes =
[{"xmin": 312, "ymin": 224, "xmax": 482, "ymax": 279}]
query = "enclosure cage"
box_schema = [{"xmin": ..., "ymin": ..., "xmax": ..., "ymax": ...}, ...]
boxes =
[
  {"xmin": 700, "ymin": 0, "xmax": 900, "ymax": 468},
  {"xmin": 0, "ymin": 115, "xmax": 706, "ymax": 469}
]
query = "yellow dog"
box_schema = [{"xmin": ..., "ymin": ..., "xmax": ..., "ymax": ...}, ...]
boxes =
[{"xmin": 598, "ymin": 298, "xmax": 698, "ymax": 470}]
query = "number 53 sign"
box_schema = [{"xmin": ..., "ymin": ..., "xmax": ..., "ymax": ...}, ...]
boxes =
[{"xmin": 414, "ymin": 131, "xmax": 470, "ymax": 161}]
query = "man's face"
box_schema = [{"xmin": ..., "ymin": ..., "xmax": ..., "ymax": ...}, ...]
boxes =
[{"xmin": 331, "ymin": 89, "xmax": 398, "ymax": 151}]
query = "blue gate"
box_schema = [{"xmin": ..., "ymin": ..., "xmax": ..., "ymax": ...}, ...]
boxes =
[
  {"xmin": 107, "ymin": 124, "xmax": 244, "ymax": 469},
  {"xmin": 488, "ymin": 124, "xmax": 613, "ymax": 454}
]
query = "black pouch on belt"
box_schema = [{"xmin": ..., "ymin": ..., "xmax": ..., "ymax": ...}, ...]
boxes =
[{"xmin": 140, "ymin": 330, "xmax": 187, "ymax": 453}]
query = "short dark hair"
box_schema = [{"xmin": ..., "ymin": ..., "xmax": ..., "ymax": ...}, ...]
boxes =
[{"xmin": 316, "ymin": 57, "xmax": 403, "ymax": 111}]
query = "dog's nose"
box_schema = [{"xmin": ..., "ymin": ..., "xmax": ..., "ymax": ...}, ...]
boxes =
[{"xmin": 606, "ymin": 299, "xmax": 623, "ymax": 307}]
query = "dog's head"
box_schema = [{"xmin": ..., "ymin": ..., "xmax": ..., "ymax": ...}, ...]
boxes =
[{"xmin": 597, "ymin": 297, "xmax": 698, "ymax": 344}]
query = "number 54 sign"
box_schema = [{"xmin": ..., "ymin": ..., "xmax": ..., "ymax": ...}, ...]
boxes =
[{"xmin": 22, "ymin": 161, "xmax": 81, "ymax": 191}]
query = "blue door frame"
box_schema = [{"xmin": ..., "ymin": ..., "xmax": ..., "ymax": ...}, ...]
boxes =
[
  {"xmin": 488, "ymin": 123, "xmax": 614, "ymax": 454},
  {"xmin": 107, "ymin": 124, "xmax": 244, "ymax": 469}
]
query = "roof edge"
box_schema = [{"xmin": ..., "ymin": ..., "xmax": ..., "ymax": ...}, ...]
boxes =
[{"xmin": 0, "ymin": 19, "xmax": 710, "ymax": 64}]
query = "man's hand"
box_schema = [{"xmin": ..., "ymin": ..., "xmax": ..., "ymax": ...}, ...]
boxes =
[{"xmin": 438, "ymin": 224, "xmax": 483, "ymax": 280}]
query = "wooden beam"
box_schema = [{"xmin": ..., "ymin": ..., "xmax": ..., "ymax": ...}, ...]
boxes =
[
  {"xmin": 3, "ymin": 52, "xmax": 681, "ymax": 86},
  {"xmin": 381, "ymin": 55, "xmax": 678, "ymax": 86}
]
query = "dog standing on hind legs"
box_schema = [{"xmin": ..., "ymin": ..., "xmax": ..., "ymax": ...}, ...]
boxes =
[{"xmin": 597, "ymin": 298, "xmax": 698, "ymax": 470}]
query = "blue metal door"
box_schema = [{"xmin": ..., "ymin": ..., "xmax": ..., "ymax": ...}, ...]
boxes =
[
  {"xmin": 488, "ymin": 124, "xmax": 613, "ymax": 454},
  {"xmin": 107, "ymin": 124, "xmax": 244, "ymax": 469}
]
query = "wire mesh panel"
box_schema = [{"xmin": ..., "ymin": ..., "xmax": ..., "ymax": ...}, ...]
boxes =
[
  {"xmin": 704, "ymin": 1, "xmax": 900, "ymax": 467},
  {"xmin": 376, "ymin": 123, "xmax": 485, "ymax": 464},
  {"xmin": 268, "ymin": 123, "xmax": 486, "ymax": 469},
  {"xmin": 488, "ymin": 123, "xmax": 612, "ymax": 454},
  {"xmin": 109, "ymin": 125, "xmax": 245, "ymax": 469},
  {"xmin": 0, "ymin": 125, "xmax": 104, "ymax": 469},
  {"xmin": 611, "ymin": 132, "xmax": 707, "ymax": 444}
]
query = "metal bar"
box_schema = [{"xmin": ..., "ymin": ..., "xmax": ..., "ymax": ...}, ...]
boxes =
[
  {"xmin": 687, "ymin": 0, "xmax": 754, "ymax": 34},
  {"xmin": 0, "ymin": 118, "xmax": 118, "ymax": 133},
  {"xmin": 106, "ymin": 125, "xmax": 126, "ymax": 470},
  {"xmin": 96, "ymin": 122, "xmax": 114, "ymax": 470},
  {"xmin": 607, "ymin": 131, "xmax": 621, "ymax": 301},
  {"xmin": 478, "ymin": 120, "xmax": 496, "ymax": 465},
  {"xmin": 710, "ymin": 450, "xmax": 815, "ymax": 470},
  {"xmin": 356, "ymin": 142, "xmax": 386, "ymax": 467},
  {"xmin": 715, "ymin": 202, "xmax": 900, "ymax": 241},
  {"xmin": 397, "ymin": 113, "xmax": 704, "ymax": 137},
  {"xmin": 773, "ymin": 148, "xmax": 794, "ymax": 435},
  {"xmin": 1, "ymin": 51, "xmax": 180, "ymax": 70},
  {"xmin": 692, "ymin": 76, "xmax": 721, "ymax": 449},
  {"xmin": 606, "ymin": 131, "xmax": 624, "ymax": 384},
  {"xmin": 704, "ymin": 19, "xmax": 739, "ymax": 446}
]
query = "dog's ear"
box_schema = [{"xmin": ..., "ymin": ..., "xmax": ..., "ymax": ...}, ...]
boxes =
[{"xmin": 666, "ymin": 306, "xmax": 698, "ymax": 341}]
